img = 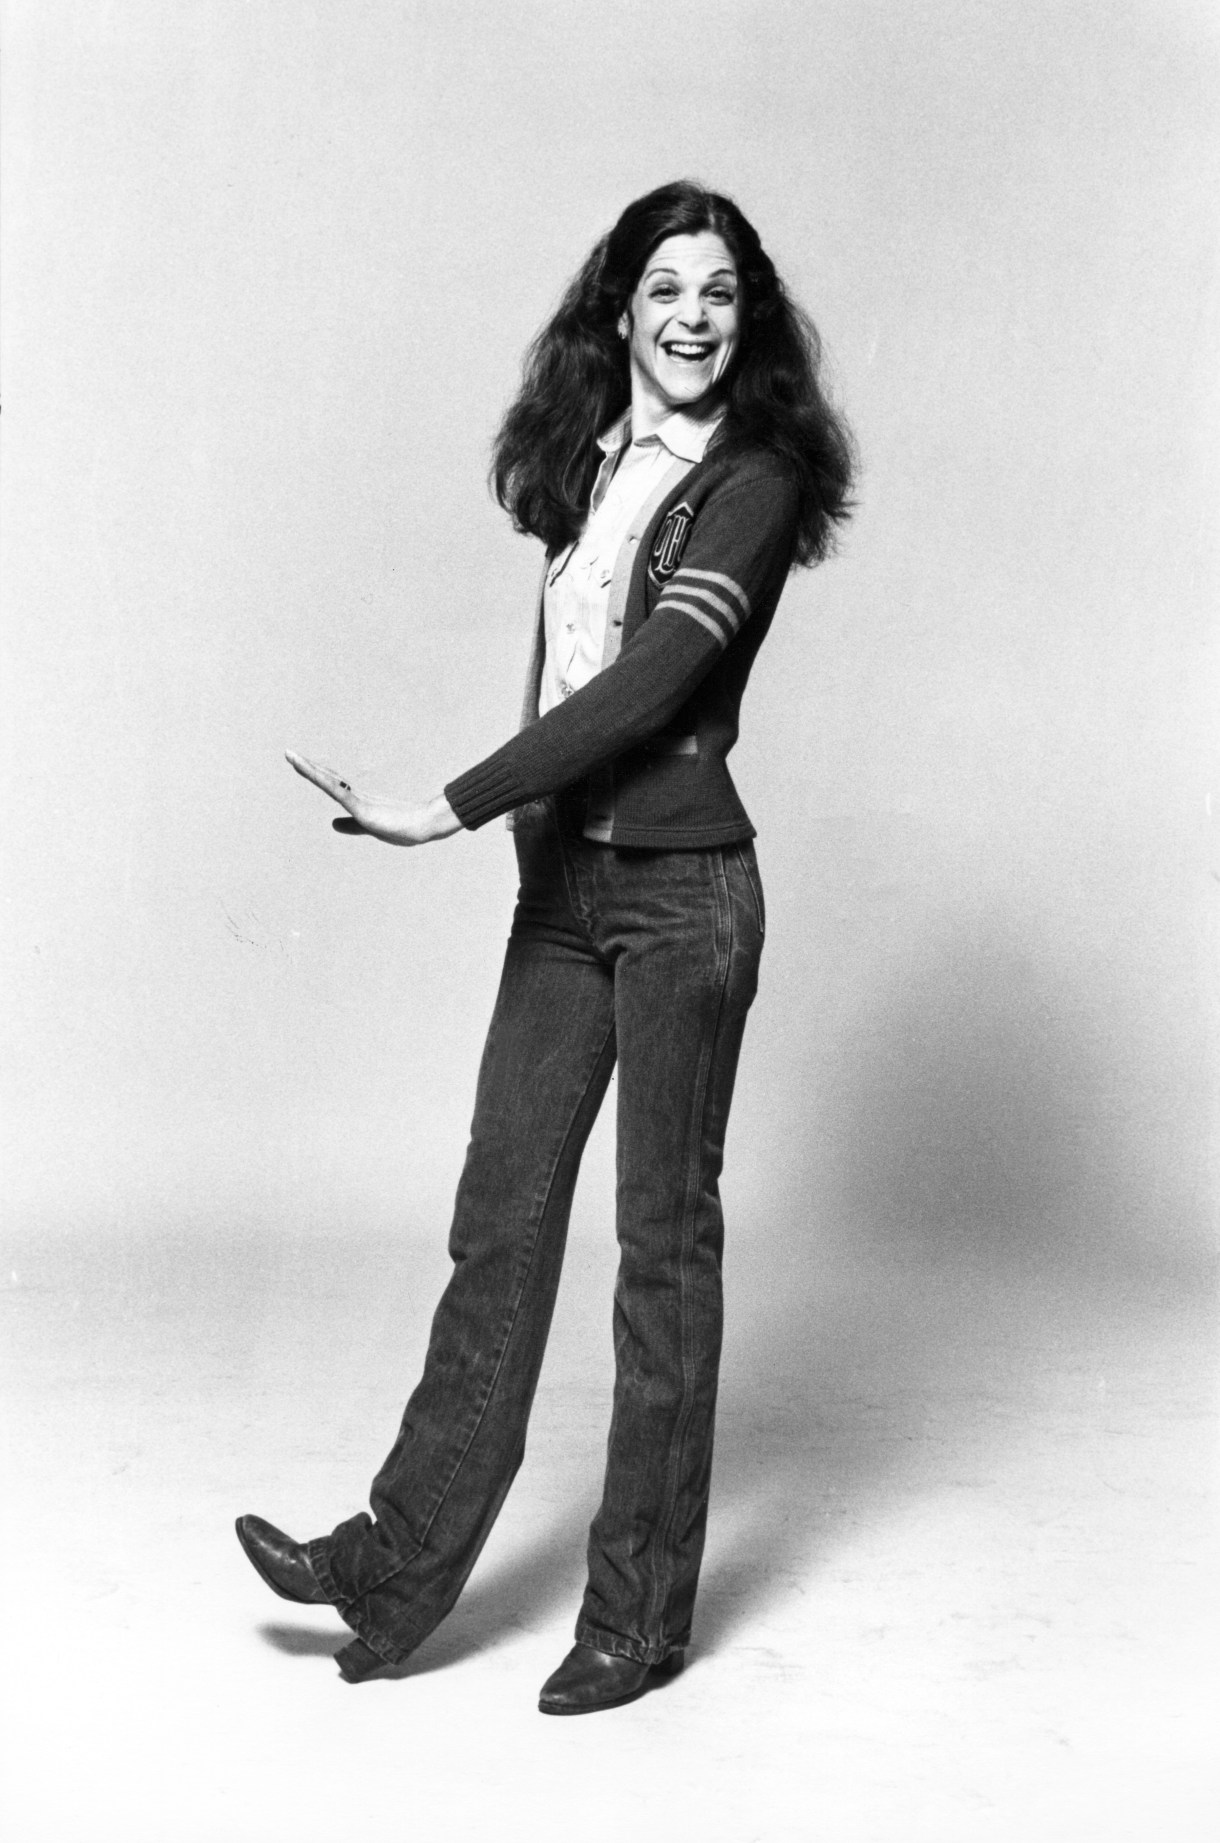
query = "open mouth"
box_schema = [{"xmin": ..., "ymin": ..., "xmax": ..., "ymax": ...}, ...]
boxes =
[{"xmin": 663, "ymin": 341, "xmax": 716, "ymax": 364}]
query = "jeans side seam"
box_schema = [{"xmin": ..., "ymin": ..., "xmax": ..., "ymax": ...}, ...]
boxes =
[{"xmin": 643, "ymin": 846, "xmax": 734, "ymax": 1641}]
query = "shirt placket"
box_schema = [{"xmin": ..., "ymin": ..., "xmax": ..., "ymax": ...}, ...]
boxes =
[
  {"xmin": 566, "ymin": 463, "xmax": 631, "ymax": 691},
  {"xmin": 543, "ymin": 433, "xmax": 677, "ymax": 711}
]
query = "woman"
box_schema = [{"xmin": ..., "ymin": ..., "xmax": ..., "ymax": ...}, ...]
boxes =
[{"xmin": 236, "ymin": 180, "xmax": 853, "ymax": 1714}]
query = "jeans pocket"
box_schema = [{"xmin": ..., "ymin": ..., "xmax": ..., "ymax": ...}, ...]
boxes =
[{"xmin": 732, "ymin": 842, "xmax": 766, "ymax": 939}]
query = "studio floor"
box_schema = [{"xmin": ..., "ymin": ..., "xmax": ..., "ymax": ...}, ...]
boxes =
[{"xmin": 2, "ymin": 1214, "xmax": 1215, "ymax": 1843}]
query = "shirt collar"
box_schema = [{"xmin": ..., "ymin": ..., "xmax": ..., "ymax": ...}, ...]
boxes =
[
  {"xmin": 596, "ymin": 406, "xmax": 723, "ymax": 464},
  {"xmin": 596, "ymin": 410, "xmax": 633, "ymax": 456}
]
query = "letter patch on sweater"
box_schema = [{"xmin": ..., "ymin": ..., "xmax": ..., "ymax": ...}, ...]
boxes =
[{"xmin": 648, "ymin": 501, "xmax": 694, "ymax": 584}]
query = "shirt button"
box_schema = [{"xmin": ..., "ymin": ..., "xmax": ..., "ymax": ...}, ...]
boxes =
[
  {"xmin": 565, "ymin": 622, "xmax": 575, "ymax": 632},
  {"xmin": 612, "ymin": 617, "xmax": 622, "ymax": 627},
  {"xmin": 628, "ymin": 534, "xmax": 639, "ymax": 545}
]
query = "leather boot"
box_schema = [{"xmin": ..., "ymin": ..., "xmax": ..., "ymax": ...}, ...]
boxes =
[
  {"xmin": 235, "ymin": 1514, "xmax": 329, "ymax": 1605},
  {"xmin": 538, "ymin": 1642, "xmax": 684, "ymax": 1715}
]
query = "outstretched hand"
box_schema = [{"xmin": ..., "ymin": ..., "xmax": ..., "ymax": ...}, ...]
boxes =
[{"xmin": 286, "ymin": 752, "xmax": 461, "ymax": 846}]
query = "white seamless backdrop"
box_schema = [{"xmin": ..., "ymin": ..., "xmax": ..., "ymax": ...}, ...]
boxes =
[{"xmin": 2, "ymin": 0, "xmax": 1217, "ymax": 1269}]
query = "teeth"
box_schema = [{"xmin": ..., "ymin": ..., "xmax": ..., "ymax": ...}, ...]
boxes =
[{"xmin": 667, "ymin": 343, "xmax": 712, "ymax": 359}]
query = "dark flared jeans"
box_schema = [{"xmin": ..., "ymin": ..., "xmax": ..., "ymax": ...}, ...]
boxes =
[{"xmin": 310, "ymin": 807, "xmax": 765, "ymax": 1668}]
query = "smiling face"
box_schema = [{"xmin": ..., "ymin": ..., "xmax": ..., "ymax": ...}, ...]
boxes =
[{"xmin": 624, "ymin": 230, "xmax": 741, "ymax": 429}]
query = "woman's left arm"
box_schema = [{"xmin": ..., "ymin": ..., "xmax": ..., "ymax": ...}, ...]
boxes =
[{"xmin": 444, "ymin": 466, "xmax": 800, "ymax": 830}]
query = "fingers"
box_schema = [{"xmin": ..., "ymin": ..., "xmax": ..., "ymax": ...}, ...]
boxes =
[{"xmin": 286, "ymin": 751, "xmax": 354, "ymax": 806}]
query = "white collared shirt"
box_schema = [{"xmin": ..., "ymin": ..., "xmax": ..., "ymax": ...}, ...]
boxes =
[{"xmin": 538, "ymin": 407, "xmax": 723, "ymax": 717}]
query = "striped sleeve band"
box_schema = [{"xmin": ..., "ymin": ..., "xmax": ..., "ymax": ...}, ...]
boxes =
[{"xmin": 654, "ymin": 567, "xmax": 752, "ymax": 648}]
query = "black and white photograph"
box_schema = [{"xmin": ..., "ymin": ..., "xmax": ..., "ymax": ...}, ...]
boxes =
[{"xmin": 2, "ymin": 2, "xmax": 1217, "ymax": 1838}]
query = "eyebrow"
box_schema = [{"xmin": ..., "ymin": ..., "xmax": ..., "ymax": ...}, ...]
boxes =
[{"xmin": 644, "ymin": 265, "xmax": 738, "ymax": 282}]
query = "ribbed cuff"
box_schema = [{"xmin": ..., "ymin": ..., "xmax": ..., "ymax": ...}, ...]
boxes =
[{"xmin": 444, "ymin": 758, "xmax": 532, "ymax": 831}]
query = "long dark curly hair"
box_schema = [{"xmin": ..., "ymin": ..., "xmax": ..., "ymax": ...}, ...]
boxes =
[{"xmin": 492, "ymin": 181, "xmax": 855, "ymax": 566}]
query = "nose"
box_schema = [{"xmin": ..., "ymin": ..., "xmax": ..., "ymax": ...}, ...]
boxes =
[{"xmin": 677, "ymin": 290, "xmax": 710, "ymax": 329}]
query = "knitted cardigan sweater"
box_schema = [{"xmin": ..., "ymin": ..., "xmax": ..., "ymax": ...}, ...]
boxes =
[{"xmin": 444, "ymin": 444, "xmax": 800, "ymax": 848}]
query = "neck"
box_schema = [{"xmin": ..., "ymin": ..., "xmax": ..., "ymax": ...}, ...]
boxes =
[{"xmin": 629, "ymin": 382, "xmax": 721, "ymax": 441}]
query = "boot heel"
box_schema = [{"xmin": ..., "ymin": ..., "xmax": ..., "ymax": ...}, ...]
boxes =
[
  {"xmin": 335, "ymin": 1638, "xmax": 387, "ymax": 1683},
  {"xmin": 656, "ymin": 1649, "xmax": 685, "ymax": 1678}
]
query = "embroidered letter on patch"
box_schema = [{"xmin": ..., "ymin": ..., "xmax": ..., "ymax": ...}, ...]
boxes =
[{"xmin": 648, "ymin": 501, "xmax": 694, "ymax": 583}]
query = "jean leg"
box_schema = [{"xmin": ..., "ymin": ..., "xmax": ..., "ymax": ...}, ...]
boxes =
[
  {"xmin": 576, "ymin": 843, "xmax": 763, "ymax": 1664},
  {"xmin": 312, "ymin": 893, "xmax": 616, "ymax": 1666}
]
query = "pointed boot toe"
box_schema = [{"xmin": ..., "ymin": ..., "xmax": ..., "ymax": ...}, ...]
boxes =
[
  {"xmin": 235, "ymin": 1514, "xmax": 329, "ymax": 1605},
  {"xmin": 538, "ymin": 1642, "xmax": 684, "ymax": 1716}
]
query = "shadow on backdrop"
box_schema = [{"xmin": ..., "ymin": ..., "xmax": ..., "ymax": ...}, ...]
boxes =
[{"xmin": 697, "ymin": 919, "xmax": 1210, "ymax": 1650}]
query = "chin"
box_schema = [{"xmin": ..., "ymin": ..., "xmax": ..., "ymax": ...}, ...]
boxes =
[{"xmin": 661, "ymin": 373, "xmax": 716, "ymax": 406}]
